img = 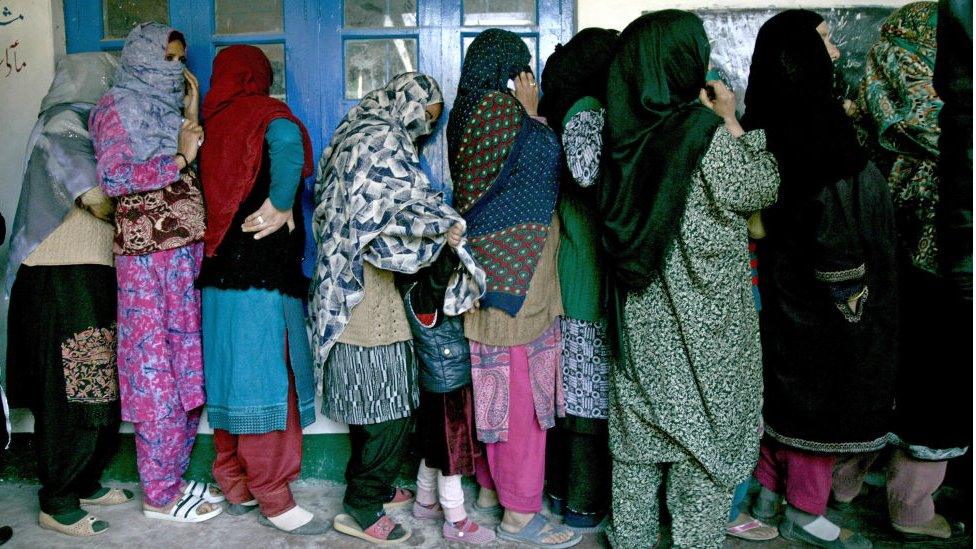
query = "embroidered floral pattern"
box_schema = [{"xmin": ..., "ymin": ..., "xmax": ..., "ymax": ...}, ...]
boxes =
[{"xmin": 61, "ymin": 324, "xmax": 119, "ymax": 403}]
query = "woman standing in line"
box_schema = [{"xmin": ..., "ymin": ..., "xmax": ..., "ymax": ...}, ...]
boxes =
[
  {"xmin": 538, "ymin": 27, "xmax": 617, "ymax": 534},
  {"xmin": 599, "ymin": 11, "xmax": 779, "ymax": 548},
  {"xmin": 89, "ymin": 22, "xmax": 222, "ymax": 523},
  {"xmin": 832, "ymin": 3, "xmax": 968, "ymax": 540},
  {"xmin": 743, "ymin": 10, "xmax": 898, "ymax": 549},
  {"xmin": 448, "ymin": 28, "xmax": 579, "ymax": 549},
  {"xmin": 197, "ymin": 45, "xmax": 326, "ymax": 535},
  {"xmin": 5, "ymin": 52, "xmax": 132, "ymax": 537},
  {"xmin": 311, "ymin": 72, "xmax": 481, "ymax": 545}
]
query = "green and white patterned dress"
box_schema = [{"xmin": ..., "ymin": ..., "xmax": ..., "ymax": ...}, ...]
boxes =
[{"xmin": 609, "ymin": 128, "xmax": 779, "ymax": 547}]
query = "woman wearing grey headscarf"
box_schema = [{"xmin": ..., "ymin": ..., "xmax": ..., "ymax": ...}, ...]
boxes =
[{"xmin": 5, "ymin": 52, "xmax": 131, "ymax": 538}]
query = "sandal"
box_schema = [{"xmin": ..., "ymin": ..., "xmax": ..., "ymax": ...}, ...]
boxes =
[
  {"xmin": 80, "ymin": 487, "xmax": 134, "ymax": 506},
  {"xmin": 38, "ymin": 511, "xmax": 107, "ymax": 537},
  {"xmin": 412, "ymin": 500, "xmax": 445, "ymax": 520},
  {"xmin": 184, "ymin": 480, "xmax": 225, "ymax": 504},
  {"xmin": 496, "ymin": 513, "xmax": 583, "ymax": 548},
  {"xmin": 727, "ymin": 515, "xmax": 779, "ymax": 541},
  {"xmin": 143, "ymin": 493, "xmax": 223, "ymax": 523},
  {"xmin": 257, "ymin": 511, "xmax": 330, "ymax": 535},
  {"xmin": 225, "ymin": 499, "xmax": 258, "ymax": 516},
  {"xmin": 333, "ymin": 513, "xmax": 411, "ymax": 545},
  {"xmin": 444, "ymin": 518, "xmax": 496, "ymax": 545},
  {"xmin": 383, "ymin": 487, "xmax": 414, "ymax": 511}
]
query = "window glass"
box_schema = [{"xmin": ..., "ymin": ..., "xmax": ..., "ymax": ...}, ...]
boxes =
[
  {"xmin": 344, "ymin": 0, "xmax": 417, "ymax": 27},
  {"xmin": 103, "ymin": 0, "xmax": 170, "ymax": 39},
  {"xmin": 344, "ymin": 38, "xmax": 418, "ymax": 99},
  {"xmin": 214, "ymin": 0, "xmax": 283, "ymax": 35},
  {"xmin": 463, "ymin": 0, "xmax": 536, "ymax": 26},
  {"xmin": 217, "ymin": 43, "xmax": 287, "ymax": 100}
]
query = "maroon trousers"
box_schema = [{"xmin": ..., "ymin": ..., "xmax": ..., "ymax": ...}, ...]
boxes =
[
  {"xmin": 212, "ymin": 371, "xmax": 303, "ymax": 518},
  {"xmin": 754, "ymin": 437, "xmax": 835, "ymax": 516}
]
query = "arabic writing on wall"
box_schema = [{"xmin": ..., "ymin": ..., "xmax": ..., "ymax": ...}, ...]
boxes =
[{"xmin": 0, "ymin": 5, "xmax": 26, "ymax": 77}]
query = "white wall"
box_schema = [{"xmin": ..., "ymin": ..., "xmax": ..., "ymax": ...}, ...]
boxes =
[
  {"xmin": 0, "ymin": 0, "xmax": 62, "ymax": 382},
  {"xmin": 578, "ymin": 0, "xmax": 914, "ymax": 29}
]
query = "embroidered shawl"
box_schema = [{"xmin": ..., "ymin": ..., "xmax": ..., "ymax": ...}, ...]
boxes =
[{"xmin": 310, "ymin": 72, "xmax": 485, "ymax": 365}]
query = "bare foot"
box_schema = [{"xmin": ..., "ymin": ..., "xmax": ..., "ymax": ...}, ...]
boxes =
[
  {"xmin": 477, "ymin": 487, "xmax": 499, "ymax": 508},
  {"xmin": 501, "ymin": 510, "xmax": 575, "ymax": 544},
  {"xmin": 144, "ymin": 499, "xmax": 218, "ymax": 516}
]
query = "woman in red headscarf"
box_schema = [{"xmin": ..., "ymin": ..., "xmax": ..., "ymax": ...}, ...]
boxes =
[{"xmin": 197, "ymin": 45, "xmax": 326, "ymax": 535}]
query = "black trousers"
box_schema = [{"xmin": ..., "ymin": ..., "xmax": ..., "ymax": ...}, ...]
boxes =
[
  {"xmin": 545, "ymin": 415, "xmax": 611, "ymax": 516},
  {"xmin": 32, "ymin": 407, "xmax": 119, "ymax": 515},
  {"xmin": 343, "ymin": 416, "xmax": 413, "ymax": 528}
]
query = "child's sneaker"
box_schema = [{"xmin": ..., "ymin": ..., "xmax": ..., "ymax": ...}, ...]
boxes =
[{"xmin": 443, "ymin": 518, "xmax": 496, "ymax": 545}]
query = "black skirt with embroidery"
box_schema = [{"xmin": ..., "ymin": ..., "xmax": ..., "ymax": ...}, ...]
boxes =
[{"xmin": 6, "ymin": 264, "xmax": 120, "ymax": 427}]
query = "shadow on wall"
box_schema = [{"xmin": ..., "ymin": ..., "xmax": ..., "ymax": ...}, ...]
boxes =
[{"xmin": 694, "ymin": 7, "xmax": 896, "ymax": 111}]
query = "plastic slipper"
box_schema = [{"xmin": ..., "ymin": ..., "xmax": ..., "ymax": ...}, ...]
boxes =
[
  {"xmin": 496, "ymin": 513, "xmax": 583, "ymax": 548},
  {"xmin": 257, "ymin": 513, "xmax": 330, "ymax": 535},
  {"xmin": 727, "ymin": 517, "xmax": 779, "ymax": 541},
  {"xmin": 38, "ymin": 511, "xmax": 107, "ymax": 537},
  {"xmin": 225, "ymin": 500, "xmax": 258, "ymax": 516},
  {"xmin": 80, "ymin": 488, "xmax": 134, "ymax": 506},
  {"xmin": 383, "ymin": 487, "xmax": 414, "ymax": 511},
  {"xmin": 184, "ymin": 480, "xmax": 225, "ymax": 504},
  {"xmin": 473, "ymin": 500, "xmax": 502, "ymax": 514},
  {"xmin": 143, "ymin": 493, "xmax": 223, "ymax": 523},
  {"xmin": 333, "ymin": 513, "xmax": 411, "ymax": 545}
]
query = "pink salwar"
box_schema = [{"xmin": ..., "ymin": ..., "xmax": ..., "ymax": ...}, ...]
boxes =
[
  {"xmin": 474, "ymin": 343, "xmax": 548, "ymax": 514},
  {"xmin": 116, "ymin": 243, "xmax": 206, "ymax": 507},
  {"xmin": 754, "ymin": 437, "xmax": 835, "ymax": 516}
]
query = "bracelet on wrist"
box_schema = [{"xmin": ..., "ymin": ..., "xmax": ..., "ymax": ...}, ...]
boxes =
[{"xmin": 175, "ymin": 152, "xmax": 189, "ymax": 171}]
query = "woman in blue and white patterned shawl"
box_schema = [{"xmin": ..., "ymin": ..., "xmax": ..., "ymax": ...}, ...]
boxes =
[{"xmin": 310, "ymin": 72, "xmax": 483, "ymax": 543}]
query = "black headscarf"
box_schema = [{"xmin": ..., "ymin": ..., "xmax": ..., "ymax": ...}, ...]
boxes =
[
  {"xmin": 446, "ymin": 29, "xmax": 531, "ymax": 173},
  {"xmin": 598, "ymin": 10, "xmax": 723, "ymax": 291},
  {"xmin": 538, "ymin": 27, "xmax": 619, "ymax": 135},
  {"xmin": 741, "ymin": 10, "xmax": 867, "ymax": 203}
]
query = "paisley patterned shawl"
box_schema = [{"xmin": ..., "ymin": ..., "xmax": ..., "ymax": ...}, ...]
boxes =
[
  {"xmin": 858, "ymin": 1, "xmax": 942, "ymax": 271},
  {"xmin": 310, "ymin": 72, "xmax": 485, "ymax": 365},
  {"xmin": 447, "ymin": 29, "xmax": 562, "ymax": 317}
]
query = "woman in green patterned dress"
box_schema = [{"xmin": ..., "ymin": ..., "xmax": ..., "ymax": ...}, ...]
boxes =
[{"xmin": 598, "ymin": 10, "xmax": 779, "ymax": 548}]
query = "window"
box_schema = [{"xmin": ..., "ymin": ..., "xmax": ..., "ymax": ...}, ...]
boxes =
[
  {"xmin": 463, "ymin": 0, "xmax": 536, "ymax": 26},
  {"xmin": 214, "ymin": 0, "xmax": 283, "ymax": 35},
  {"xmin": 344, "ymin": 0, "xmax": 417, "ymax": 28},
  {"xmin": 102, "ymin": 0, "xmax": 169, "ymax": 39},
  {"xmin": 343, "ymin": 38, "xmax": 418, "ymax": 99}
]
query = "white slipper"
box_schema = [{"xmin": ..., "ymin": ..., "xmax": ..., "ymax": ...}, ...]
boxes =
[
  {"xmin": 143, "ymin": 493, "xmax": 223, "ymax": 523},
  {"xmin": 183, "ymin": 480, "xmax": 225, "ymax": 504}
]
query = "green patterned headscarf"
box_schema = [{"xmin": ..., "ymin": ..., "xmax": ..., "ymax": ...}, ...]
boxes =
[{"xmin": 858, "ymin": 1, "xmax": 941, "ymax": 272}]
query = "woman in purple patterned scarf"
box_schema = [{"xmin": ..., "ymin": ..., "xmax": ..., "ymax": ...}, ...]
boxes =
[{"xmin": 89, "ymin": 22, "xmax": 221, "ymax": 524}]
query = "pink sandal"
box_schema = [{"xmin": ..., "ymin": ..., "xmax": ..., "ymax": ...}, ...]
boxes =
[
  {"xmin": 443, "ymin": 518, "xmax": 496, "ymax": 545},
  {"xmin": 383, "ymin": 487, "xmax": 415, "ymax": 511},
  {"xmin": 727, "ymin": 517, "xmax": 779, "ymax": 541}
]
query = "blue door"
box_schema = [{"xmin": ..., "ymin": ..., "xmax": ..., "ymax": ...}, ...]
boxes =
[{"xmin": 63, "ymin": 0, "xmax": 575, "ymax": 184}]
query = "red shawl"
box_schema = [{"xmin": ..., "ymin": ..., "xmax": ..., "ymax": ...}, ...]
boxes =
[{"xmin": 199, "ymin": 45, "xmax": 313, "ymax": 257}]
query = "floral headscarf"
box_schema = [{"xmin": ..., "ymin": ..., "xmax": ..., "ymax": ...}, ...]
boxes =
[
  {"xmin": 857, "ymin": 2, "xmax": 941, "ymax": 271},
  {"xmin": 310, "ymin": 73, "xmax": 483, "ymax": 365}
]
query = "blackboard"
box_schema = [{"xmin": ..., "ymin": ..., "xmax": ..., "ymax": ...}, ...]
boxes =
[{"xmin": 694, "ymin": 7, "xmax": 896, "ymax": 111}]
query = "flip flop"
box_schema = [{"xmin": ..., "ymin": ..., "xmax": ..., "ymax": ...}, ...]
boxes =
[
  {"xmin": 496, "ymin": 513, "xmax": 583, "ymax": 548},
  {"xmin": 333, "ymin": 513, "xmax": 411, "ymax": 545},
  {"xmin": 38, "ymin": 511, "xmax": 108, "ymax": 537},
  {"xmin": 727, "ymin": 517, "xmax": 779, "ymax": 541}
]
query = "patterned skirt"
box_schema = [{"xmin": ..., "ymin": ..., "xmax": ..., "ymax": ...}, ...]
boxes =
[
  {"xmin": 324, "ymin": 340, "xmax": 419, "ymax": 425},
  {"xmin": 560, "ymin": 317, "xmax": 611, "ymax": 419},
  {"xmin": 6, "ymin": 264, "xmax": 120, "ymax": 427}
]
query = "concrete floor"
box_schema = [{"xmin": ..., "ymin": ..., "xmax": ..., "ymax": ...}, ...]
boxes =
[{"xmin": 0, "ymin": 479, "xmax": 968, "ymax": 548}]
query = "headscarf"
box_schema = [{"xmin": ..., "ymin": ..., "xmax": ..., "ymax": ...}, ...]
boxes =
[
  {"xmin": 199, "ymin": 45, "xmax": 314, "ymax": 257},
  {"xmin": 597, "ymin": 10, "xmax": 723, "ymax": 291},
  {"xmin": 446, "ymin": 28, "xmax": 531, "ymax": 171},
  {"xmin": 94, "ymin": 22, "xmax": 184, "ymax": 163},
  {"xmin": 742, "ymin": 10, "xmax": 867, "ymax": 203},
  {"xmin": 5, "ymin": 52, "xmax": 119, "ymax": 295},
  {"xmin": 310, "ymin": 72, "xmax": 484, "ymax": 365},
  {"xmin": 858, "ymin": 2, "xmax": 941, "ymax": 271},
  {"xmin": 538, "ymin": 27, "xmax": 619, "ymax": 135},
  {"xmin": 446, "ymin": 29, "xmax": 562, "ymax": 316}
]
